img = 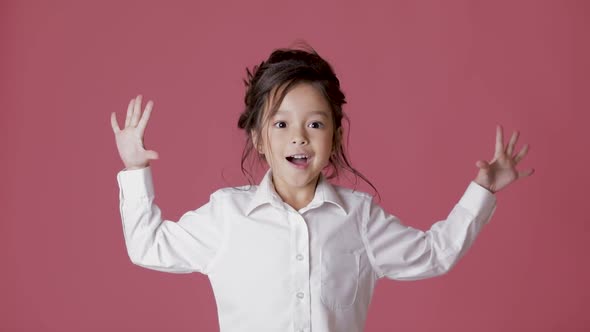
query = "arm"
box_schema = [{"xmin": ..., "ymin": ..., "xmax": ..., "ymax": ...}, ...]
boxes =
[
  {"xmin": 117, "ymin": 167, "xmax": 224, "ymax": 274},
  {"xmin": 362, "ymin": 125, "xmax": 533, "ymax": 280},
  {"xmin": 362, "ymin": 182, "xmax": 496, "ymax": 280},
  {"xmin": 112, "ymin": 95, "xmax": 225, "ymax": 275}
]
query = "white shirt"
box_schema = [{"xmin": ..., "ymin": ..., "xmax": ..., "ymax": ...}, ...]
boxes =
[{"xmin": 117, "ymin": 167, "xmax": 496, "ymax": 332}]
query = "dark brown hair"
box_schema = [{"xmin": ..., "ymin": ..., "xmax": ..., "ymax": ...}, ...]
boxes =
[{"xmin": 237, "ymin": 42, "xmax": 377, "ymax": 195}]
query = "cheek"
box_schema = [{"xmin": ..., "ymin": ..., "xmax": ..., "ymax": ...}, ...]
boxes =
[
  {"xmin": 257, "ymin": 127, "xmax": 273, "ymax": 153},
  {"xmin": 317, "ymin": 134, "xmax": 335, "ymax": 159},
  {"xmin": 323, "ymin": 131, "xmax": 335, "ymax": 150},
  {"xmin": 262, "ymin": 131, "xmax": 284, "ymax": 162}
]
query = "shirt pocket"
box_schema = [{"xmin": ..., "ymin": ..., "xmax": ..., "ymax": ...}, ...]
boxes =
[{"xmin": 320, "ymin": 250, "xmax": 360, "ymax": 310}]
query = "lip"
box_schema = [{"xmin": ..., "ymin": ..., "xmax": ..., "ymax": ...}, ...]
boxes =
[
  {"xmin": 285, "ymin": 151, "xmax": 312, "ymax": 158},
  {"xmin": 285, "ymin": 154, "xmax": 312, "ymax": 169}
]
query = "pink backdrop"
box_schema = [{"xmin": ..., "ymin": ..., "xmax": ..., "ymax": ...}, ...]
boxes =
[{"xmin": 2, "ymin": 0, "xmax": 588, "ymax": 331}]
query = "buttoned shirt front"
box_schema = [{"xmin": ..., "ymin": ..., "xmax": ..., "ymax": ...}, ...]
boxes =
[{"xmin": 117, "ymin": 167, "xmax": 496, "ymax": 332}]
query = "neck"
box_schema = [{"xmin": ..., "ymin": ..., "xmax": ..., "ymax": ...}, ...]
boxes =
[{"xmin": 272, "ymin": 176, "xmax": 320, "ymax": 211}]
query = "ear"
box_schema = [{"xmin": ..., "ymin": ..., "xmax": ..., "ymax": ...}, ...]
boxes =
[{"xmin": 251, "ymin": 130, "xmax": 263, "ymax": 154}]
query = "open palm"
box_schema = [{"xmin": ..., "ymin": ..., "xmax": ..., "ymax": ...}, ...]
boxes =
[
  {"xmin": 474, "ymin": 125, "xmax": 534, "ymax": 193},
  {"xmin": 110, "ymin": 95, "xmax": 159, "ymax": 170}
]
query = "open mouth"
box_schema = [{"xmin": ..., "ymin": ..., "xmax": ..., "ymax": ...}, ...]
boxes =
[{"xmin": 286, "ymin": 154, "xmax": 310, "ymax": 166}]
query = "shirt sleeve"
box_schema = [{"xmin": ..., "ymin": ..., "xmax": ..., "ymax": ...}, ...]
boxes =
[
  {"xmin": 116, "ymin": 166, "xmax": 225, "ymax": 275},
  {"xmin": 361, "ymin": 181, "xmax": 497, "ymax": 280}
]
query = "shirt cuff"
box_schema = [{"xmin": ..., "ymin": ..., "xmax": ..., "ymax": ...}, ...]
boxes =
[
  {"xmin": 457, "ymin": 181, "xmax": 497, "ymax": 222},
  {"xmin": 116, "ymin": 166, "xmax": 155, "ymax": 199}
]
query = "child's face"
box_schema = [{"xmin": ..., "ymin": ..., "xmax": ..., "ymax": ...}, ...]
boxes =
[{"xmin": 255, "ymin": 83, "xmax": 338, "ymax": 195}]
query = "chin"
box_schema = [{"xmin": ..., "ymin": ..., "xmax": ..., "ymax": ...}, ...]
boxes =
[{"xmin": 293, "ymin": 173, "xmax": 321, "ymax": 186}]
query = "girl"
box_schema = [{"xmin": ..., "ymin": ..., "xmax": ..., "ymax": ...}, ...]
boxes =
[{"xmin": 110, "ymin": 45, "xmax": 534, "ymax": 332}]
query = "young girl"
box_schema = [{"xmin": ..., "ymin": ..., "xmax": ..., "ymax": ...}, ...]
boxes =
[{"xmin": 110, "ymin": 45, "xmax": 533, "ymax": 332}]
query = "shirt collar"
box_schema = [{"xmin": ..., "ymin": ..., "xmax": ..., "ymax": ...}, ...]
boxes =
[{"xmin": 245, "ymin": 169, "xmax": 347, "ymax": 216}]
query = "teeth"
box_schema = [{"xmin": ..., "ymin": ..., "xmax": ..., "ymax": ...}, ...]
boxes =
[{"xmin": 291, "ymin": 154, "xmax": 308, "ymax": 159}]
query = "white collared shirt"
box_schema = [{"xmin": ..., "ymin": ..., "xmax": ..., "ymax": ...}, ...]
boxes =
[{"xmin": 117, "ymin": 167, "xmax": 496, "ymax": 332}]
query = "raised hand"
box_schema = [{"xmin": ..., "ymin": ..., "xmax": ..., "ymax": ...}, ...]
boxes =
[
  {"xmin": 473, "ymin": 125, "xmax": 534, "ymax": 193},
  {"xmin": 111, "ymin": 95, "xmax": 159, "ymax": 170}
]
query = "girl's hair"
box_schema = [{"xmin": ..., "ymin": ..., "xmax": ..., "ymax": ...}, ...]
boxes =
[{"xmin": 237, "ymin": 42, "xmax": 378, "ymax": 195}]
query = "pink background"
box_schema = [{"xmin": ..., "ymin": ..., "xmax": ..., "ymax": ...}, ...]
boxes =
[{"xmin": 2, "ymin": 0, "xmax": 588, "ymax": 331}]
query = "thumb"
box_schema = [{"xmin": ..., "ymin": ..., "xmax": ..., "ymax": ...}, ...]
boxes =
[
  {"xmin": 146, "ymin": 150, "xmax": 159, "ymax": 160},
  {"xmin": 475, "ymin": 160, "xmax": 489, "ymax": 169}
]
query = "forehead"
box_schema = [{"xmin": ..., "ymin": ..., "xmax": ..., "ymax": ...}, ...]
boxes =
[{"xmin": 270, "ymin": 83, "xmax": 332, "ymax": 117}]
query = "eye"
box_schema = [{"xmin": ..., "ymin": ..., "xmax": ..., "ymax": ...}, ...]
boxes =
[
  {"xmin": 308, "ymin": 121, "xmax": 324, "ymax": 129},
  {"xmin": 273, "ymin": 121, "xmax": 287, "ymax": 128}
]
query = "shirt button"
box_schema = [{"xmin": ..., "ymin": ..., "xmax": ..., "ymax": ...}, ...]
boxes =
[
  {"xmin": 296, "ymin": 254, "xmax": 304, "ymax": 261},
  {"xmin": 296, "ymin": 292, "xmax": 304, "ymax": 299}
]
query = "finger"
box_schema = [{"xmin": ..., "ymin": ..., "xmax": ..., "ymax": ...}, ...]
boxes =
[
  {"xmin": 111, "ymin": 112, "xmax": 121, "ymax": 134},
  {"xmin": 506, "ymin": 130, "xmax": 519, "ymax": 156},
  {"xmin": 125, "ymin": 98, "xmax": 134, "ymax": 127},
  {"xmin": 146, "ymin": 150, "xmax": 159, "ymax": 160},
  {"xmin": 131, "ymin": 94, "xmax": 142, "ymax": 127},
  {"xmin": 518, "ymin": 168, "xmax": 535, "ymax": 178},
  {"xmin": 514, "ymin": 144, "xmax": 529, "ymax": 164},
  {"xmin": 137, "ymin": 100, "xmax": 154, "ymax": 133},
  {"xmin": 495, "ymin": 125, "xmax": 504, "ymax": 158}
]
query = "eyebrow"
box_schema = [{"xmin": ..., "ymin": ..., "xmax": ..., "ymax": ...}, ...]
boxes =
[{"xmin": 275, "ymin": 109, "xmax": 330, "ymax": 118}]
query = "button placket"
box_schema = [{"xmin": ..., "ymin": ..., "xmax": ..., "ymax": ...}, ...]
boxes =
[{"xmin": 290, "ymin": 211, "xmax": 311, "ymax": 332}]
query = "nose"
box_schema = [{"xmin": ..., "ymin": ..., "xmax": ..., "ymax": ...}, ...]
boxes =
[
  {"xmin": 291, "ymin": 128, "xmax": 308, "ymax": 145},
  {"xmin": 291, "ymin": 137, "xmax": 308, "ymax": 145}
]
